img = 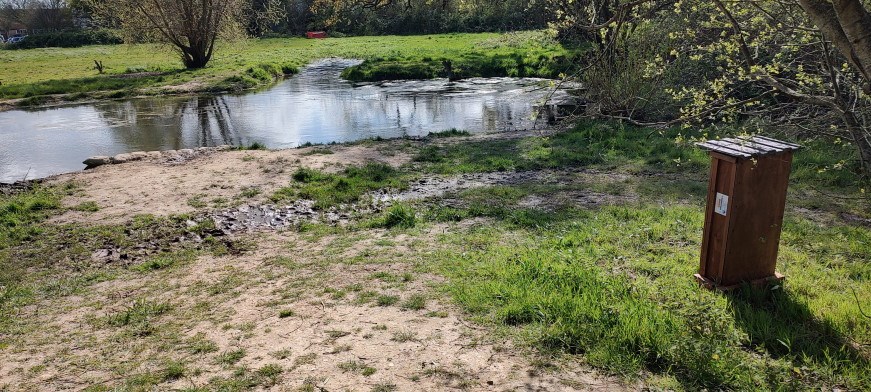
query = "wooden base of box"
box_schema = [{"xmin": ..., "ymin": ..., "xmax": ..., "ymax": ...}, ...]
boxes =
[{"xmin": 694, "ymin": 272, "xmax": 785, "ymax": 292}]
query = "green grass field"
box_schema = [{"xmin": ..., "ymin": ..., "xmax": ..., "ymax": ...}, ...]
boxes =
[{"xmin": 0, "ymin": 31, "xmax": 575, "ymax": 105}]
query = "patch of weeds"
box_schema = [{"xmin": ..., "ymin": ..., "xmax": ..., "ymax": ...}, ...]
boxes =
[
  {"xmin": 401, "ymin": 294, "xmax": 426, "ymax": 311},
  {"xmin": 355, "ymin": 290, "xmax": 379, "ymax": 304},
  {"xmin": 373, "ymin": 324, "xmax": 388, "ymax": 331},
  {"xmin": 207, "ymin": 272, "xmax": 247, "ymax": 295},
  {"xmin": 106, "ymin": 299, "xmax": 170, "ymax": 336},
  {"xmin": 324, "ymin": 287, "xmax": 347, "ymax": 300},
  {"xmin": 271, "ymin": 164, "xmax": 409, "ymax": 209},
  {"xmin": 187, "ymin": 194, "xmax": 207, "ymax": 208},
  {"xmin": 187, "ymin": 333, "xmax": 219, "ymax": 354},
  {"xmin": 391, "ymin": 330, "xmax": 418, "ymax": 343},
  {"xmin": 425, "ymin": 310, "xmax": 449, "ymax": 318},
  {"xmin": 368, "ymin": 203, "xmax": 417, "ymax": 229},
  {"xmin": 330, "ymin": 344, "xmax": 352, "ymax": 354},
  {"xmin": 239, "ymin": 187, "xmax": 261, "ymax": 198},
  {"xmin": 270, "ymin": 348, "xmax": 292, "ymax": 359},
  {"xmin": 369, "ymin": 271, "xmax": 395, "ymax": 281},
  {"xmin": 211, "ymin": 197, "xmax": 228, "ymax": 207},
  {"xmin": 371, "ymin": 382, "xmax": 397, "ymax": 392},
  {"xmin": 71, "ymin": 201, "xmax": 99, "ymax": 212},
  {"xmin": 123, "ymin": 372, "xmax": 161, "ymax": 389},
  {"xmin": 161, "ymin": 360, "xmax": 186, "ymax": 381},
  {"xmin": 420, "ymin": 365, "xmax": 473, "ymax": 389},
  {"xmin": 267, "ymin": 255, "xmax": 299, "ymax": 270},
  {"xmin": 326, "ymin": 330, "xmax": 351, "ymax": 339},
  {"xmin": 376, "ymin": 294, "xmax": 400, "ymax": 306},
  {"xmin": 298, "ymin": 376, "xmax": 324, "ymax": 392},
  {"xmin": 338, "ymin": 360, "xmax": 377, "ymax": 376},
  {"xmin": 218, "ymin": 348, "xmax": 246, "ymax": 365},
  {"xmin": 256, "ymin": 364, "xmax": 283, "ymax": 387},
  {"xmin": 0, "ymin": 185, "xmax": 63, "ymax": 249},
  {"xmin": 292, "ymin": 353, "xmax": 318, "ymax": 369},
  {"xmin": 278, "ymin": 308, "xmax": 295, "ymax": 318},
  {"xmin": 134, "ymin": 249, "xmax": 196, "ymax": 272}
]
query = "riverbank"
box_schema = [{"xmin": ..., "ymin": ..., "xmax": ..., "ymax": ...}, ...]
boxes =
[
  {"xmin": 0, "ymin": 31, "xmax": 577, "ymax": 110},
  {"xmin": 1, "ymin": 123, "xmax": 869, "ymax": 390}
]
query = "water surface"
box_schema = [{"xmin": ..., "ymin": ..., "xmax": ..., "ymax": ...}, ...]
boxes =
[{"xmin": 0, "ymin": 58, "xmax": 558, "ymax": 182}]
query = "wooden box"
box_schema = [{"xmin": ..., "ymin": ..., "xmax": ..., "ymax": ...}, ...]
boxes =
[{"xmin": 695, "ymin": 136, "xmax": 801, "ymax": 290}]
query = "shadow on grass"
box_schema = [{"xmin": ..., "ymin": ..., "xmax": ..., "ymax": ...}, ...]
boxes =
[{"xmin": 728, "ymin": 286, "xmax": 869, "ymax": 385}]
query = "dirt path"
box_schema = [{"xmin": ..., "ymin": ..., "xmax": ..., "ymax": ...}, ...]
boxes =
[{"xmin": 0, "ymin": 229, "xmax": 626, "ymax": 391}]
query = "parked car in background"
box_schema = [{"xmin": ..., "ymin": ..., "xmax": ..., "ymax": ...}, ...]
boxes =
[
  {"xmin": 0, "ymin": 35, "xmax": 5, "ymax": 43},
  {"xmin": 7, "ymin": 36, "xmax": 26, "ymax": 44}
]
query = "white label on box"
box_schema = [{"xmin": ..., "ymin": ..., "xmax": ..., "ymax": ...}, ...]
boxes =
[{"xmin": 715, "ymin": 193, "xmax": 729, "ymax": 216}]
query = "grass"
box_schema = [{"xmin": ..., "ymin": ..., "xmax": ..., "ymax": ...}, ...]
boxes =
[
  {"xmin": 376, "ymin": 294, "xmax": 400, "ymax": 306},
  {"xmin": 218, "ymin": 348, "xmax": 246, "ymax": 365},
  {"xmin": 338, "ymin": 360, "xmax": 377, "ymax": 376},
  {"xmin": 271, "ymin": 164, "xmax": 409, "ymax": 209},
  {"xmin": 390, "ymin": 330, "xmax": 418, "ymax": 342},
  {"xmin": 401, "ymin": 294, "xmax": 427, "ymax": 311},
  {"xmin": 0, "ymin": 31, "xmax": 575, "ymax": 105},
  {"xmin": 341, "ymin": 31, "xmax": 579, "ymax": 81},
  {"xmin": 435, "ymin": 206, "xmax": 870, "ymax": 389}
]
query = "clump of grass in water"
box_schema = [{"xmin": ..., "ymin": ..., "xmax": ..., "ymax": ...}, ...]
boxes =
[
  {"xmin": 427, "ymin": 128, "xmax": 470, "ymax": 138},
  {"xmin": 236, "ymin": 141, "xmax": 267, "ymax": 150}
]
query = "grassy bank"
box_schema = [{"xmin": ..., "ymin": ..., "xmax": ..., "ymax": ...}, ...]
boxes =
[
  {"xmin": 0, "ymin": 31, "xmax": 576, "ymax": 107},
  {"xmin": 266, "ymin": 123, "xmax": 870, "ymax": 389},
  {"xmin": 1, "ymin": 123, "xmax": 868, "ymax": 390}
]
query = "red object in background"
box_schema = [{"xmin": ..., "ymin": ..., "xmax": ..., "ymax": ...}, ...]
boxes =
[{"xmin": 306, "ymin": 31, "xmax": 327, "ymax": 39}]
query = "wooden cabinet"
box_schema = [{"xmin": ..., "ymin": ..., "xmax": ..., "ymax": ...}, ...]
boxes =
[{"xmin": 695, "ymin": 136, "xmax": 801, "ymax": 290}]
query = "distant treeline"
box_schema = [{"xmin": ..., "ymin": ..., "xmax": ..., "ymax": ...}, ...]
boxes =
[
  {"xmin": 5, "ymin": 29, "xmax": 121, "ymax": 49},
  {"xmin": 291, "ymin": 0, "xmax": 550, "ymax": 36}
]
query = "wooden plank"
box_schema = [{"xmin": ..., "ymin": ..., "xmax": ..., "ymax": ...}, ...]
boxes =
[
  {"xmin": 752, "ymin": 135, "xmax": 802, "ymax": 150},
  {"xmin": 706, "ymin": 139, "xmax": 765, "ymax": 156},
  {"xmin": 728, "ymin": 137, "xmax": 781, "ymax": 154},
  {"xmin": 698, "ymin": 157, "xmax": 719, "ymax": 277},
  {"xmin": 699, "ymin": 157, "xmax": 736, "ymax": 284},
  {"xmin": 696, "ymin": 142, "xmax": 752, "ymax": 158}
]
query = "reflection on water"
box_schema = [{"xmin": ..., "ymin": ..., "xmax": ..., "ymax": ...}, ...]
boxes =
[{"xmin": 0, "ymin": 58, "xmax": 557, "ymax": 182}]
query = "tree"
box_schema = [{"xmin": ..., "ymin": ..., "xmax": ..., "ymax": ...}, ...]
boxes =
[
  {"xmin": 86, "ymin": 0, "xmax": 245, "ymax": 69},
  {"xmin": 662, "ymin": 0, "xmax": 871, "ymax": 176},
  {"xmin": 553, "ymin": 0, "xmax": 871, "ymax": 177}
]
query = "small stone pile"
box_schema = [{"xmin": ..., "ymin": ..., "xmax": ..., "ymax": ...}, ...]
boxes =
[{"xmin": 83, "ymin": 146, "xmax": 232, "ymax": 169}]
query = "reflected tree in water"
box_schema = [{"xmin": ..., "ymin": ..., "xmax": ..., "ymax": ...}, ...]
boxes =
[{"xmin": 92, "ymin": 96, "xmax": 243, "ymax": 151}]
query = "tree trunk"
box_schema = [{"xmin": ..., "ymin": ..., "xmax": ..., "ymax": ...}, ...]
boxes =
[
  {"xmin": 841, "ymin": 110, "xmax": 871, "ymax": 176},
  {"xmin": 181, "ymin": 39, "xmax": 213, "ymax": 69}
]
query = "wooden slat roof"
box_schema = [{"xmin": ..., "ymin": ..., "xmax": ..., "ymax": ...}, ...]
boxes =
[{"xmin": 696, "ymin": 136, "xmax": 801, "ymax": 158}]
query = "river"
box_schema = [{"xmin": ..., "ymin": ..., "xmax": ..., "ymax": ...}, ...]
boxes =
[{"xmin": 0, "ymin": 58, "xmax": 563, "ymax": 183}]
